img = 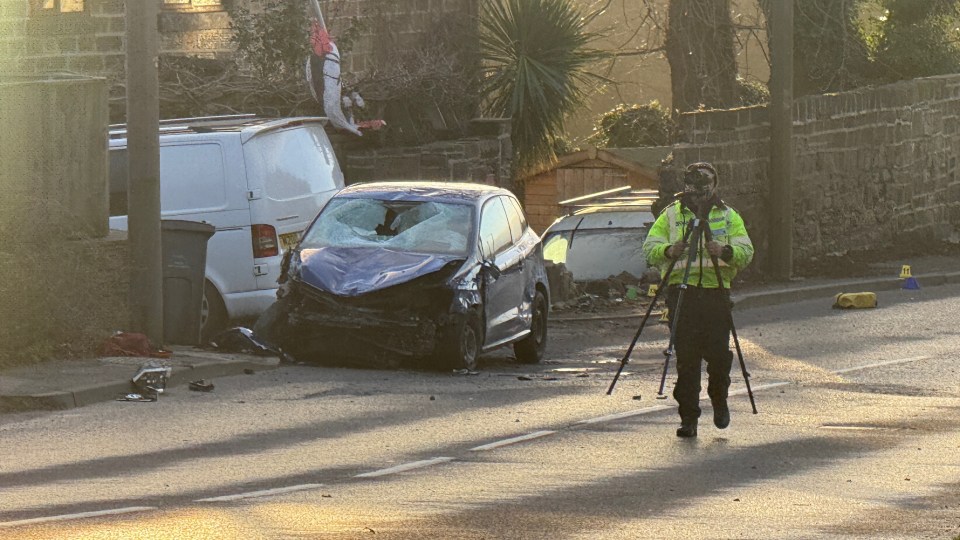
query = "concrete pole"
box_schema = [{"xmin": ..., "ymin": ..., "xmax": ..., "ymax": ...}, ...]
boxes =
[
  {"xmin": 125, "ymin": 0, "xmax": 163, "ymax": 343},
  {"xmin": 768, "ymin": 0, "xmax": 794, "ymax": 280}
]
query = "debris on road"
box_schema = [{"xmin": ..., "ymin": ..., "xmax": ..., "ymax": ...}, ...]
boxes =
[
  {"xmin": 116, "ymin": 393, "xmax": 156, "ymax": 402},
  {"xmin": 100, "ymin": 331, "xmax": 171, "ymax": 358},
  {"xmin": 832, "ymin": 292, "xmax": 878, "ymax": 309},
  {"xmin": 209, "ymin": 327, "xmax": 279, "ymax": 356},
  {"xmin": 131, "ymin": 361, "xmax": 171, "ymax": 397},
  {"xmin": 188, "ymin": 379, "xmax": 215, "ymax": 392}
]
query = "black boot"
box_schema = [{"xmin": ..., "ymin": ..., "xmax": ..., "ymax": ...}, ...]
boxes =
[
  {"xmin": 713, "ymin": 400, "xmax": 730, "ymax": 429},
  {"xmin": 676, "ymin": 418, "xmax": 698, "ymax": 438}
]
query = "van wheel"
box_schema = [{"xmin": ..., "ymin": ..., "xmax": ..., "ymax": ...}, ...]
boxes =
[
  {"xmin": 514, "ymin": 290, "xmax": 548, "ymax": 364},
  {"xmin": 438, "ymin": 309, "xmax": 481, "ymax": 371},
  {"xmin": 200, "ymin": 281, "xmax": 228, "ymax": 344}
]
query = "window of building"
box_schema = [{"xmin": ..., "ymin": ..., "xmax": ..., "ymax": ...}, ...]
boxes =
[
  {"xmin": 32, "ymin": 0, "xmax": 84, "ymax": 14},
  {"xmin": 162, "ymin": 0, "xmax": 222, "ymax": 10}
]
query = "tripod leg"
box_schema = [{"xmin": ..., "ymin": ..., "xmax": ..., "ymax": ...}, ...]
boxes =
[
  {"xmin": 656, "ymin": 219, "xmax": 704, "ymax": 398},
  {"xmin": 606, "ymin": 277, "xmax": 668, "ymax": 395},
  {"xmin": 702, "ymin": 227, "xmax": 758, "ymax": 413},
  {"xmin": 729, "ymin": 321, "xmax": 757, "ymax": 413}
]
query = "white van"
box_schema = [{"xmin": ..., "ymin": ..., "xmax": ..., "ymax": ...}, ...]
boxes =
[{"xmin": 108, "ymin": 115, "xmax": 344, "ymax": 340}]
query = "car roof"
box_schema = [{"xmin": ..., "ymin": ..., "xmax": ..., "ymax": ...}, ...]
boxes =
[
  {"xmin": 108, "ymin": 115, "xmax": 329, "ymax": 144},
  {"xmin": 336, "ymin": 181, "xmax": 509, "ymax": 204},
  {"xmin": 546, "ymin": 207, "xmax": 655, "ymax": 233}
]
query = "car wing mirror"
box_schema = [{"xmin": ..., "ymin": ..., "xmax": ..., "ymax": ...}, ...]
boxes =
[{"xmin": 481, "ymin": 259, "xmax": 502, "ymax": 280}]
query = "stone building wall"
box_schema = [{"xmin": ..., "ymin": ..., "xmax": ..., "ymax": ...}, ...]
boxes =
[
  {"xmin": 0, "ymin": 0, "xmax": 475, "ymax": 87},
  {"xmin": 665, "ymin": 74, "xmax": 960, "ymax": 273}
]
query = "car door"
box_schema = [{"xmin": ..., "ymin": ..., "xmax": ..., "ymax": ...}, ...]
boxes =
[
  {"xmin": 478, "ymin": 196, "xmax": 526, "ymax": 346},
  {"xmin": 502, "ymin": 195, "xmax": 539, "ymax": 326}
]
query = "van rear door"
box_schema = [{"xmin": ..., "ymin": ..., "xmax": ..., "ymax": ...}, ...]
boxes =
[{"xmin": 243, "ymin": 121, "xmax": 345, "ymax": 290}]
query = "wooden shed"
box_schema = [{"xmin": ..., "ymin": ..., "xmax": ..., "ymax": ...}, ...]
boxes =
[{"xmin": 522, "ymin": 146, "xmax": 670, "ymax": 234}]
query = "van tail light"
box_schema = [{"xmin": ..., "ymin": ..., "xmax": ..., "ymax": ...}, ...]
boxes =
[{"xmin": 251, "ymin": 224, "xmax": 280, "ymax": 258}]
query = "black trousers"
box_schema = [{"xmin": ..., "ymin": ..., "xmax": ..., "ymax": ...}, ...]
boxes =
[{"xmin": 666, "ymin": 285, "xmax": 734, "ymax": 421}]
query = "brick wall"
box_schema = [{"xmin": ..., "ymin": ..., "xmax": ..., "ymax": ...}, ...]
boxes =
[{"xmin": 667, "ymin": 74, "xmax": 960, "ymax": 273}]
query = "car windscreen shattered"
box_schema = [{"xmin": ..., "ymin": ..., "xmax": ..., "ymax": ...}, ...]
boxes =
[{"xmin": 300, "ymin": 198, "xmax": 473, "ymax": 256}]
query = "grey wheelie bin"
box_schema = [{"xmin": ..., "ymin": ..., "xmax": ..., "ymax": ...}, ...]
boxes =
[{"xmin": 161, "ymin": 220, "xmax": 215, "ymax": 345}]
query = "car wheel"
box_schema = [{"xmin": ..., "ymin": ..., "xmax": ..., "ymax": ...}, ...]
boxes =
[
  {"xmin": 439, "ymin": 309, "xmax": 482, "ymax": 371},
  {"xmin": 200, "ymin": 281, "xmax": 228, "ymax": 344},
  {"xmin": 514, "ymin": 290, "xmax": 548, "ymax": 364}
]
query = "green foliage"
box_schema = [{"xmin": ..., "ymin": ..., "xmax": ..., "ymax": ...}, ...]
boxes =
[
  {"xmin": 360, "ymin": 14, "xmax": 481, "ymax": 147},
  {"xmin": 758, "ymin": 0, "xmax": 960, "ymax": 95},
  {"xmin": 593, "ymin": 101, "xmax": 675, "ymax": 148},
  {"xmin": 760, "ymin": 0, "xmax": 874, "ymax": 96},
  {"xmin": 738, "ymin": 78, "xmax": 769, "ymax": 106},
  {"xmin": 551, "ymin": 136, "xmax": 578, "ymax": 156},
  {"xmin": 872, "ymin": 0, "xmax": 960, "ymax": 81},
  {"xmin": 227, "ymin": 0, "xmax": 310, "ymax": 82},
  {"xmin": 478, "ymin": 0, "xmax": 606, "ymax": 174}
]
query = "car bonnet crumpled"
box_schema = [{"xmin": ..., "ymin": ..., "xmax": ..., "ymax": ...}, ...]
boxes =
[{"xmin": 298, "ymin": 247, "xmax": 464, "ymax": 296}]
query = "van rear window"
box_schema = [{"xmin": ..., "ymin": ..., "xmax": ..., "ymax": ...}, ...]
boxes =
[{"xmin": 244, "ymin": 124, "xmax": 344, "ymax": 200}]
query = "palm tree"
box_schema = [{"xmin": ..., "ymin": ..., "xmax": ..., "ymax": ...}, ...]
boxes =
[{"xmin": 478, "ymin": 0, "xmax": 605, "ymax": 176}]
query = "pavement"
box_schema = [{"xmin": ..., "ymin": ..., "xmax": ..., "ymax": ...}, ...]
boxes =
[{"xmin": 2, "ymin": 255, "xmax": 959, "ymax": 414}]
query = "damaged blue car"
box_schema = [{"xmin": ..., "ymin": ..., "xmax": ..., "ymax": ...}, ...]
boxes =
[{"xmin": 254, "ymin": 181, "xmax": 550, "ymax": 370}]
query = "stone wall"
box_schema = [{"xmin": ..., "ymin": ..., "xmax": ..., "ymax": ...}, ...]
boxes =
[
  {"xmin": 0, "ymin": 74, "xmax": 108, "ymax": 239},
  {"xmin": 666, "ymin": 74, "xmax": 960, "ymax": 273},
  {"xmin": 341, "ymin": 119, "xmax": 512, "ymax": 189}
]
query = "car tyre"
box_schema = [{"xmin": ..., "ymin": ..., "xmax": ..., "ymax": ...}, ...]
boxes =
[
  {"xmin": 200, "ymin": 281, "xmax": 228, "ymax": 344},
  {"xmin": 439, "ymin": 308, "xmax": 482, "ymax": 371},
  {"xmin": 514, "ymin": 290, "xmax": 548, "ymax": 364}
]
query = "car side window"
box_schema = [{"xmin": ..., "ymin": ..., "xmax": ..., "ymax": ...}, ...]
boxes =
[
  {"xmin": 478, "ymin": 198, "xmax": 513, "ymax": 258},
  {"xmin": 502, "ymin": 196, "xmax": 527, "ymax": 242}
]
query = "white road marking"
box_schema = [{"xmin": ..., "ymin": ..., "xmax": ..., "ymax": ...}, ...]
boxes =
[
  {"xmin": 832, "ymin": 355, "xmax": 931, "ymax": 374},
  {"xmin": 579, "ymin": 382, "xmax": 792, "ymax": 425},
  {"xmin": 0, "ymin": 507, "xmax": 157, "ymax": 528},
  {"xmin": 819, "ymin": 425, "xmax": 893, "ymax": 431},
  {"xmin": 577, "ymin": 405, "xmax": 673, "ymax": 425},
  {"xmin": 731, "ymin": 381, "xmax": 791, "ymax": 394},
  {"xmin": 470, "ymin": 430, "xmax": 556, "ymax": 451},
  {"xmin": 195, "ymin": 483, "xmax": 325, "ymax": 502},
  {"xmin": 355, "ymin": 457, "xmax": 455, "ymax": 478}
]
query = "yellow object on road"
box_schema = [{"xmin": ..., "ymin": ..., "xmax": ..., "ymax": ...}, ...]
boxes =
[
  {"xmin": 900, "ymin": 265, "xmax": 912, "ymax": 278},
  {"xmin": 833, "ymin": 292, "xmax": 877, "ymax": 309}
]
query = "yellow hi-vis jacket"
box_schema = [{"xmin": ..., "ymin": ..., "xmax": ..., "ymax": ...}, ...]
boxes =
[{"xmin": 642, "ymin": 200, "xmax": 754, "ymax": 289}]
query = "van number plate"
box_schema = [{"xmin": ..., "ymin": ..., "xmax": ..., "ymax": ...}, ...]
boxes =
[{"xmin": 279, "ymin": 232, "xmax": 301, "ymax": 251}]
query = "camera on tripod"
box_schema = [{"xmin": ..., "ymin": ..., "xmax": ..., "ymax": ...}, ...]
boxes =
[{"xmin": 674, "ymin": 166, "xmax": 717, "ymax": 213}]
